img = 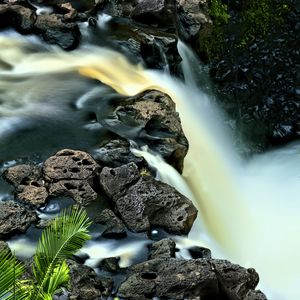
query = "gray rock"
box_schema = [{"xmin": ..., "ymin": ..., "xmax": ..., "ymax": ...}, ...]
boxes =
[
  {"xmin": 99, "ymin": 257, "xmax": 120, "ymax": 273},
  {"xmin": 34, "ymin": 14, "xmax": 80, "ymax": 50},
  {"xmin": 101, "ymin": 90, "xmax": 188, "ymax": 173},
  {"xmin": 99, "ymin": 163, "xmax": 140, "ymax": 200},
  {"xmin": 118, "ymin": 258, "xmax": 219, "ymax": 300},
  {"xmin": 212, "ymin": 260, "xmax": 259, "ymax": 299},
  {"xmin": 66, "ymin": 260, "xmax": 103, "ymax": 299},
  {"xmin": 116, "ymin": 176, "xmax": 197, "ymax": 235},
  {"xmin": 149, "ymin": 238, "xmax": 176, "ymax": 259},
  {"xmin": 49, "ymin": 179, "xmax": 97, "ymax": 206},
  {"xmin": 94, "ymin": 139, "xmax": 146, "ymax": 168},
  {"xmin": 0, "ymin": 241, "xmax": 11, "ymax": 254},
  {"xmin": 43, "ymin": 149, "xmax": 99, "ymax": 182},
  {"xmin": 245, "ymin": 290, "xmax": 268, "ymax": 300},
  {"xmin": 95, "ymin": 209, "xmax": 127, "ymax": 239},
  {"xmin": 0, "ymin": 201, "xmax": 36, "ymax": 238},
  {"xmin": 188, "ymin": 246, "xmax": 212, "ymax": 259}
]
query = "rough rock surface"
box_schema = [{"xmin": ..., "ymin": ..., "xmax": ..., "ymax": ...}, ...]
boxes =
[
  {"xmin": 34, "ymin": 14, "xmax": 80, "ymax": 50},
  {"xmin": 43, "ymin": 149, "xmax": 99, "ymax": 205},
  {"xmin": 0, "ymin": 240, "xmax": 11, "ymax": 254},
  {"xmin": 188, "ymin": 246, "xmax": 212, "ymax": 259},
  {"xmin": 118, "ymin": 258, "xmax": 265, "ymax": 300},
  {"xmin": 94, "ymin": 139, "xmax": 146, "ymax": 168},
  {"xmin": 99, "ymin": 257, "xmax": 120, "ymax": 273},
  {"xmin": 43, "ymin": 149, "xmax": 98, "ymax": 181},
  {"xmin": 101, "ymin": 90, "xmax": 188, "ymax": 173},
  {"xmin": 116, "ymin": 176, "xmax": 197, "ymax": 234},
  {"xmin": 17, "ymin": 185, "xmax": 48, "ymax": 207},
  {"xmin": 0, "ymin": 201, "xmax": 36, "ymax": 238},
  {"xmin": 148, "ymin": 238, "xmax": 176, "ymax": 259},
  {"xmin": 99, "ymin": 163, "xmax": 140, "ymax": 201},
  {"xmin": 95, "ymin": 208, "xmax": 127, "ymax": 239},
  {"xmin": 176, "ymin": 0, "xmax": 212, "ymax": 40},
  {"xmin": 0, "ymin": 4, "xmax": 36, "ymax": 33},
  {"xmin": 66, "ymin": 259, "xmax": 112, "ymax": 300}
]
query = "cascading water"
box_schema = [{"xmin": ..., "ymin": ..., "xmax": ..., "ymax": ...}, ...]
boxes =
[{"xmin": 0, "ymin": 32, "xmax": 300, "ymax": 300}]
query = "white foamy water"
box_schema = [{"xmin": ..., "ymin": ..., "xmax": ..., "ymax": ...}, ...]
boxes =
[{"xmin": 0, "ymin": 33, "xmax": 299, "ymax": 299}]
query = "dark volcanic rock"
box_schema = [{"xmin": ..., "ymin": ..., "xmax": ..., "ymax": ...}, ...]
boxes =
[
  {"xmin": 99, "ymin": 257, "xmax": 120, "ymax": 273},
  {"xmin": 101, "ymin": 90, "xmax": 188, "ymax": 173},
  {"xmin": 34, "ymin": 14, "xmax": 80, "ymax": 50},
  {"xmin": 95, "ymin": 209, "xmax": 127, "ymax": 239},
  {"xmin": 4, "ymin": 164, "xmax": 41, "ymax": 187},
  {"xmin": 48, "ymin": 179, "xmax": 97, "ymax": 206},
  {"xmin": 43, "ymin": 149, "xmax": 99, "ymax": 205},
  {"xmin": 0, "ymin": 201, "xmax": 36, "ymax": 238},
  {"xmin": 43, "ymin": 149, "xmax": 98, "ymax": 181},
  {"xmin": 115, "ymin": 176, "xmax": 197, "ymax": 235},
  {"xmin": 0, "ymin": 240, "xmax": 11, "ymax": 254},
  {"xmin": 188, "ymin": 246, "xmax": 212, "ymax": 259},
  {"xmin": 0, "ymin": 4, "xmax": 36, "ymax": 33},
  {"xmin": 17, "ymin": 185, "xmax": 48, "ymax": 207},
  {"xmin": 118, "ymin": 258, "xmax": 218, "ymax": 300},
  {"xmin": 94, "ymin": 139, "xmax": 146, "ymax": 168},
  {"xmin": 118, "ymin": 258, "xmax": 265, "ymax": 300},
  {"xmin": 99, "ymin": 163, "xmax": 140, "ymax": 200},
  {"xmin": 66, "ymin": 259, "xmax": 109, "ymax": 300},
  {"xmin": 148, "ymin": 238, "xmax": 176, "ymax": 259}
]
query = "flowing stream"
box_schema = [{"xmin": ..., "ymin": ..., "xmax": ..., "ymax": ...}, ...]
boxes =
[{"xmin": 0, "ymin": 31, "xmax": 300, "ymax": 300}]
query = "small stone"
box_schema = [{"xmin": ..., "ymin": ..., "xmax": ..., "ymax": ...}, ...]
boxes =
[
  {"xmin": 188, "ymin": 246, "xmax": 211, "ymax": 259},
  {"xmin": 17, "ymin": 185, "xmax": 48, "ymax": 207},
  {"xmin": 149, "ymin": 238, "xmax": 176, "ymax": 259},
  {"xmin": 99, "ymin": 257, "xmax": 120, "ymax": 273}
]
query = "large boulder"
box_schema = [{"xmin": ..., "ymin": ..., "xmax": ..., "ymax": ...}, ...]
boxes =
[
  {"xmin": 118, "ymin": 258, "xmax": 266, "ymax": 300},
  {"xmin": 99, "ymin": 90, "xmax": 188, "ymax": 173},
  {"xmin": 99, "ymin": 163, "xmax": 197, "ymax": 235},
  {"xmin": 34, "ymin": 13, "xmax": 80, "ymax": 50},
  {"xmin": 0, "ymin": 4, "xmax": 36, "ymax": 33},
  {"xmin": 0, "ymin": 201, "xmax": 36, "ymax": 238}
]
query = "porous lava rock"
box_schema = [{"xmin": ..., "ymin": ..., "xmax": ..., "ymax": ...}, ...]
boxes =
[
  {"xmin": 43, "ymin": 149, "xmax": 99, "ymax": 206},
  {"xmin": 148, "ymin": 238, "xmax": 176, "ymax": 259},
  {"xmin": 0, "ymin": 201, "xmax": 36, "ymax": 238}
]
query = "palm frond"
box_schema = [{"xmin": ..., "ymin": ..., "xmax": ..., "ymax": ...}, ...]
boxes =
[
  {"xmin": 0, "ymin": 250, "xmax": 25, "ymax": 299},
  {"xmin": 31, "ymin": 206, "xmax": 92, "ymax": 299}
]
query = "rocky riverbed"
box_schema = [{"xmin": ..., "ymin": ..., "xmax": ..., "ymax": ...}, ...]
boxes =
[{"xmin": 1, "ymin": 0, "xmax": 297, "ymax": 299}]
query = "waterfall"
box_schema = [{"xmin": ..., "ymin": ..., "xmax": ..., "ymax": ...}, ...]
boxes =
[{"xmin": 1, "ymin": 33, "xmax": 300, "ymax": 299}]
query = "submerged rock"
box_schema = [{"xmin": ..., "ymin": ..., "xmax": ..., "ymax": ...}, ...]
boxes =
[{"xmin": 0, "ymin": 201, "xmax": 36, "ymax": 238}]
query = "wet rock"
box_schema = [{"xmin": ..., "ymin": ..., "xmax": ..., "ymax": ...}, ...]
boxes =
[
  {"xmin": 99, "ymin": 163, "xmax": 140, "ymax": 200},
  {"xmin": 34, "ymin": 14, "xmax": 80, "ymax": 50},
  {"xmin": 102, "ymin": 90, "xmax": 188, "ymax": 173},
  {"xmin": 0, "ymin": 201, "xmax": 36, "ymax": 238},
  {"xmin": 17, "ymin": 184, "xmax": 48, "ymax": 207},
  {"xmin": 176, "ymin": 0, "xmax": 212, "ymax": 40},
  {"xmin": 0, "ymin": 4, "xmax": 36, "ymax": 33},
  {"xmin": 213, "ymin": 260, "xmax": 259, "ymax": 299},
  {"xmin": 0, "ymin": 241, "xmax": 11, "ymax": 254},
  {"xmin": 4, "ymin": 164, "xmax": 41, "ymax": 187},
  {"xmin": 245, "ymin": 290, "xmax": 268, "ymax": 300},
  {"xmin": 131, "ymin": 0, "xmax": 174, "ymax": 27},
  {"xmin": 59, "ymin": 2, "xmax": 77, "ymax": 20},
  {"xmin": 118, "ymin": 258, "xmax": 219, "ymax": 299},
  {"xmin": 48, "ymin": 179, "xmax": 97, "ymax": 206},
  {"xmin": 95, "ymin": 209, "xmax": 127, "ymax": 239},
  {"xmin": 149, "ymin": 238, "xmax": 176, "ymax": 259},
  {"xmin": 67, "ymin": 259, "xmax": 103, "ymax": 299},
  {"xmin": 188, "ymin": 246, "xmax": 212, "ymax": 259},
  {"xmin": 43, "ymin": 149, "xmax": 99, "ymax": 182},
  {"xmin": 115, "ymin": 176, "xmax": 197, "ymax": 235},
  {"xmin": 94, "ymin": 139, "xmax": 146, "ymax": 168},
  {"xmin": 99, "ymin": 257, "xmax": 120, "ymax": 273}
]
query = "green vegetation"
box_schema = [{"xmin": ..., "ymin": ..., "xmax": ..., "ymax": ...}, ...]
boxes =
[
  {"xmin": 238, "ymin": 0, "xmax": 290, "ymax": 47},
  {"xmin": 0, "ymin": 207, "xmax": 92, "ymax": 300},
  {"xmin": 200, "ymin": 0, "xmax": 290, "ymax": 60}
]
